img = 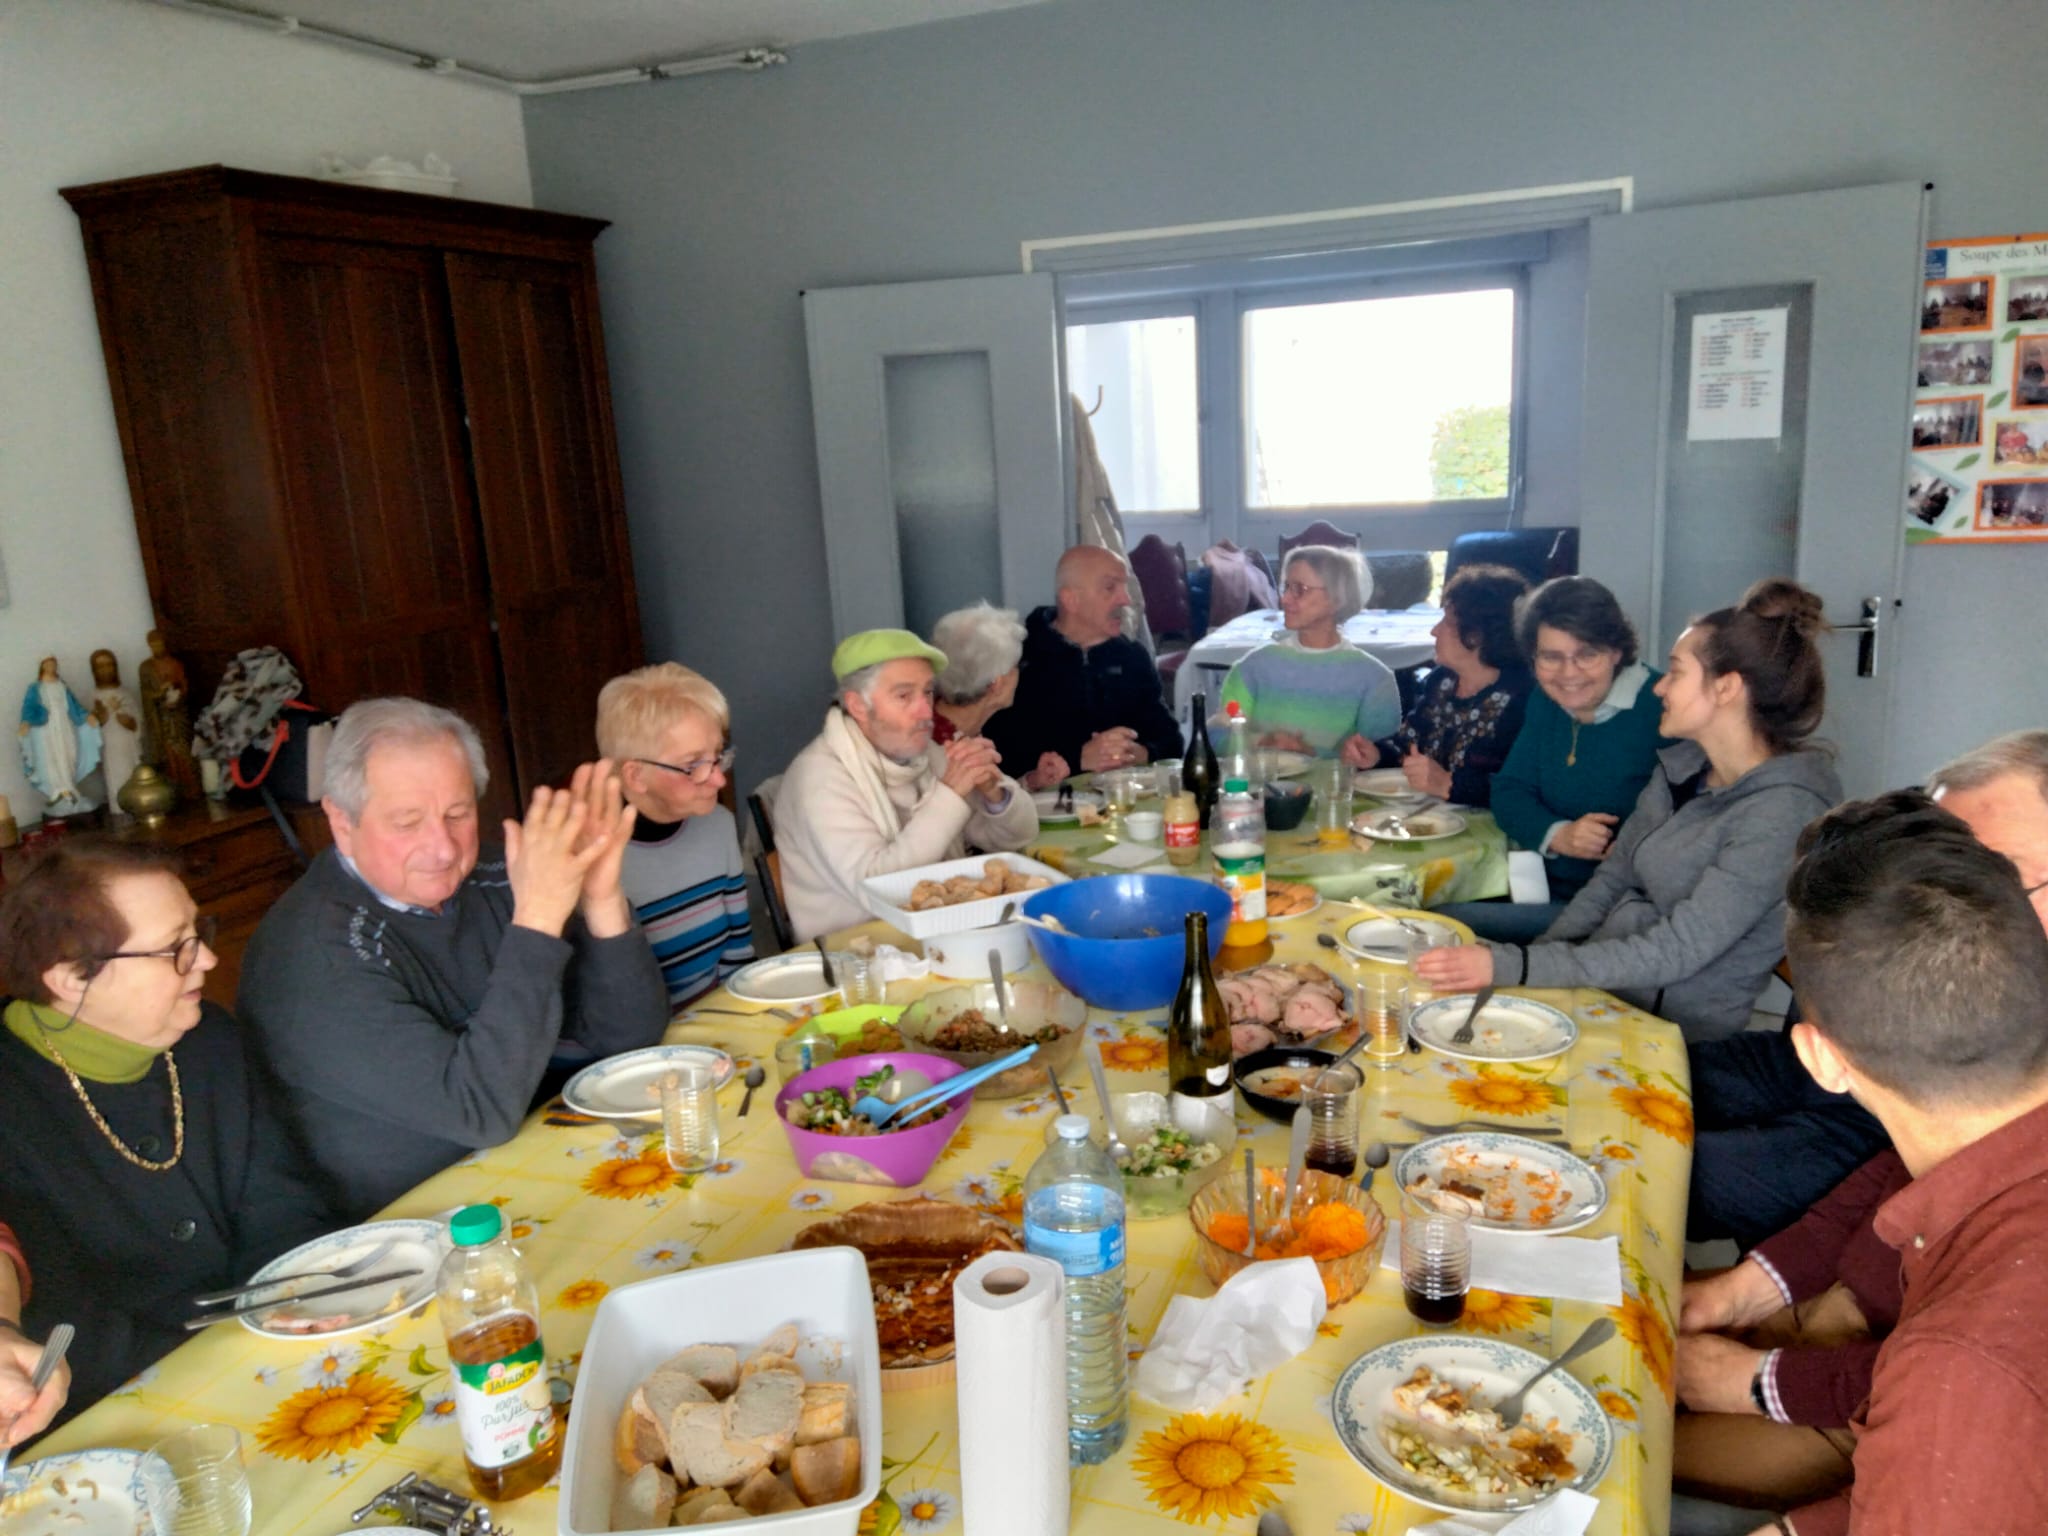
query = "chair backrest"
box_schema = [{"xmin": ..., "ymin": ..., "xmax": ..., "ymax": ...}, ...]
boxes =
[
  {"xmin": 1364, "ymin": 551, "xmax": 1434, "ymax": 610},
  {"xmin": 1277, "ymin": 520, "xmax": 1362, "ymax": 563},
  {"xmin": 746, "ymin": 782, "xmax": 780, "ymax": 854},
  {"xmin": 1445, "ymin": 527, "xmax": 1570, "ymax": 588},
  {"xmin": 756, "ymin": 847, "xmax": 796, "ymax": 952},
  {"xmin": 1128, "ymin": 533, "xmax": 1195, "ymax": 641}
]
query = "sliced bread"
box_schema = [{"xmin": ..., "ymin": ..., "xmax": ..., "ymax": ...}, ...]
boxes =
[
  {"xmin": 609, "ymin": 1464, "xmax": 674, "ymax": 1533},
  {"xmin": 795, "ymin": 1380, "xmax": 853, "ymax": 1447},
  {"xmin": 669, "ymin": 1401, "xmax": 771, "ymax": 1489},
  {"xmin": 790, "ymin": 1436, "xmax": 863, "ymax": 1507},
  {"xmin": 727, "ymin": 1370, "xmax": 805, "ymax": 1459}
]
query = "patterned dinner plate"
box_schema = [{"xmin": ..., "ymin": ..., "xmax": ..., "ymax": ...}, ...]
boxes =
[
  {"xmin": 1, "ymin": 1448, "xmax": 153, "ymax": 1535},
  {"xmin": 235, "ymin": 1217, "xmax": 448, "ymax": 1342},
  {"xmin": 1409, "ymin": 993, "xmax": 1577, "ymax": 1064},
  {"xmin": 1352, "ymin": 807, "xmax": 1468, "ymax": 842},
  {"xmin": 1332, "ymin": 1334, "xmax": 1615, "ymax": 1514},
  {"xmin": 1396, "ymin": 1133, "xmax": 1608, "ymax": 1235},
  {"xmin": 564, "ymin": 1043, "xmax": 739, "ymax": 1117}
]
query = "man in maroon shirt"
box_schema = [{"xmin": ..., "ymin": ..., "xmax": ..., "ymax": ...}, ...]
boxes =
[{"xmin": 1686, "ymin": 790, "xmax": 2048, "ymax": 1536}]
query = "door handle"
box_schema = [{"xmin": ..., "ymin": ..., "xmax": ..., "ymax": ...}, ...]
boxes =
[{"xmin": 1826, "ymin": 596, "xmax": 1883, "ymax": 679}]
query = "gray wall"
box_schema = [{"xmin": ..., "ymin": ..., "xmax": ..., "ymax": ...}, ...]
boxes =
[{"xmin": 524, "ymin": 0, "xmax": 2048, "ymax": 794}]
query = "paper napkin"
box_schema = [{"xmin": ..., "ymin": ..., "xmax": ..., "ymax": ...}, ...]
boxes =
[
  {"xmin": 1407, "ymin": 1489, "xmax": 1599, "ymax": 1536},
  {"xmin": 1133, "ymin": 1257, "xmax": 1327, "ymax": 1411},
  {"xmin": 1382, "ymin": 1222, "xmax": 1623, "ymax": 1307}
]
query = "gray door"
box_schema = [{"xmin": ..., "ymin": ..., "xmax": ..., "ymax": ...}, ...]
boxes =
[
  {"xmin": 1579, "ymin": 182, "xmax": 1926, "ymax": 797},
  {"xmin": 803, "ymin": 273, "xmax": 1066, "ymax": 642}
]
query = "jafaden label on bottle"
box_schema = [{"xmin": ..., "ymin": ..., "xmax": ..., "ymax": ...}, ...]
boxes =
[{"xmin": 453, "ymin": 1339, "xmax": 557, "ymax": 1469}]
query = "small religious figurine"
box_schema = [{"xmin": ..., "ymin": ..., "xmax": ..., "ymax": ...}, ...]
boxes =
[
  {"xmin": 19, "ymin": 657, "xmax": 103, "ymax": 817},
  {"xmin": 139, "ymin": 628, "xmax": 201, "ymax": 799},
  {"xmin": 90, "ymin": 648, "xmax": 143, "ymax": 814}
]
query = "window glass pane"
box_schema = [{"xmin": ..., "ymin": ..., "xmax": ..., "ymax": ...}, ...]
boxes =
[
  {"xmin": 1064, "ymin": 315, "xmax": 1200, "ymax": 513},
  {"xmin": 884, "ymin": 351, "xmax": 1001, "ymax": 638},
  {"xmin": 1243, "ymin": 287, "xmax": 1515, "ymax": 507}
]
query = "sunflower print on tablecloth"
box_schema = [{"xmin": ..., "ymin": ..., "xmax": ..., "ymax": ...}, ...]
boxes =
[
  {"xmin": 554, "ymin": 1278, "xmax": 609, "ymax": 1310},
  {"xmin": 256, "ymin": 1369, "xmax": 412, "ymax": 1462},
  {"xmin": 1611, "ymin": 1072, "xmax": 1693, "ymax": 1145},
  {"xmin": 1098, "ymin": 1028, "xmax": 1168, "ymax": 1074},
  {"xmin": 1133, "ymin": 1411, "xmax": 1294, "ymax": 1524},
  {"xmin": 1456, "ymin": 1288, "xmax": 1547, "ymax": 1335},
  {"xmin": 582, "ymin": 1147, "xmax": 688, "ymax": 1200},
  {"xmin": 1611, "ymin": 1290, "xmax": 1676, "ymax": 1404},
  {"xmin": 1446, "ymin": 1067, "xmax": 1563, "ymax": 1118}
]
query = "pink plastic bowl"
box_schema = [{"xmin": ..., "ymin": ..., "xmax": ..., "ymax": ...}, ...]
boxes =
[{"xmin": 774, "ymin": 1052, "xmax": 969, "ymax": 1187}]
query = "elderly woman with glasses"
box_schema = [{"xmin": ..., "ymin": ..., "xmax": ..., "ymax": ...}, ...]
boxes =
[
  {"xmin": 596, "ymin": 663, "xmax": 756, "ymax": 1008},
  {"xmin": 0, "ymin": 842, "xmax": 328, "ymax": 1430},
  {"xmin": 1220, "ymin": 545, "xmax": 1401, "ymax": 757},
  {"xmin": 930, "ymin": 603, "xmax": 1069, "ymax": 792}
]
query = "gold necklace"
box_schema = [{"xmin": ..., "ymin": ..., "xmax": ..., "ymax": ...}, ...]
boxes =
[
  {"xmin": 41, "ymin": 1033, "xmax": 184, "ymax": 1172},
  {"xmin": 1567, "ymin": 719, "xmax": 1582, "ymax": 767}
]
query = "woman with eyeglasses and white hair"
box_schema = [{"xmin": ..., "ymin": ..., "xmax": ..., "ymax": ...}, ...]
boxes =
[
  {"xmin": 930, "ymin": 603, "xmax": 1070, "ymax": 792},
  {"xmin": 1220, "ymin": 545, "xmax": 1401, "ymax": 757},
  {"xmin": 596, "ymin": 663, "xmax": 756, "ymax": 1008},
  {"xmin": 0, "ymin": 841, "xmax": 328, "ymax": 1431}
]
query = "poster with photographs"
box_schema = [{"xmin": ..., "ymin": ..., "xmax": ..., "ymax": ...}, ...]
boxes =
[{"xmin": 1907, "ymin": 233, "xmax": 2048, "ymax": 543}]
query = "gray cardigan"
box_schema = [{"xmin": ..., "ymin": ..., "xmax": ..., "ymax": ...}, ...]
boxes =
[{"xmin": 1491, "ymin": 742, "xmax": 1842, "ymax": 1042}]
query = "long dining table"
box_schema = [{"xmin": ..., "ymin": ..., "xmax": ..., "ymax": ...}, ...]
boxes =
[{"xmin": 29, "ymin": 908, "xmax": 1691, "ymax": 1536}]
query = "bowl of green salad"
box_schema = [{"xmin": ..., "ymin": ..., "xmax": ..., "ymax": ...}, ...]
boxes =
[{"xmin": 1108, "ymin": 1090, "xmax": 1235, "ymax": 1219}]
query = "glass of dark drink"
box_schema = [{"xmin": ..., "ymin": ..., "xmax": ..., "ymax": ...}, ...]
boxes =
[
  {"xmin": 1301, "ymin": 1062, "xmax": 1361, "ymax": 1179},
  {"xmin": 1400, "ymin": 1206, "xmax": 1470, "ymax": 1327}
]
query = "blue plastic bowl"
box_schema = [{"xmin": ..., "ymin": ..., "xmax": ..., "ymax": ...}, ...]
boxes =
[{"xmin": 1019, "ymin": 874, "xmax": 1235, "ymax": 1012}]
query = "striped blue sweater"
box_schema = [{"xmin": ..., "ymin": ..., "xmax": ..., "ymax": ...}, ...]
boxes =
[{"xmin": 621, "ymin": 808, "xmax": 756, "ymax": 1007}]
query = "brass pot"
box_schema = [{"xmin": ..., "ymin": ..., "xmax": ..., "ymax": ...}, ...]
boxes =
[{"xmin": 118, "ymin": 763, "xmax": 177, "ymax": 827}]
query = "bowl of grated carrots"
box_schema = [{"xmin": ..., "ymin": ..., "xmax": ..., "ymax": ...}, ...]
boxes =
[{"xmin": 1188, "ymin": 1168, "xmax": 1387, "ymax": 1308}]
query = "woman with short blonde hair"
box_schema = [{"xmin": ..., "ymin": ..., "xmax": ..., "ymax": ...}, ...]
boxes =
[{"xmin": 593, "ymin": 663, "xmax": 753, "ymax": 1007}]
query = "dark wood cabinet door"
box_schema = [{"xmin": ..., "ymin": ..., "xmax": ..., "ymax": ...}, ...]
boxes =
[
  {"xmin": 253, "ymin": 234, "xmax": 517, "ymax": 815},
  {"xmin": 443, "ymin": 250, "xmax": 643, "ymax": 794}
]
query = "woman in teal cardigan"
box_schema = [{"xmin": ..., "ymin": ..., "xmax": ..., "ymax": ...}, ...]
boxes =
[{"xmin": 1438, "ymin": 577, "xmax": 1668, "ymax": 942}]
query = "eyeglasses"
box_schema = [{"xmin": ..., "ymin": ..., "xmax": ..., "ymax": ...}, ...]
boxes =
[
  {"xmin": 632, "ymin": 747, "xmax": 737, "ymax": 784},
  {"xmin": 1532, "ymin": 646, "xmax": 1614, "ymax": 673},
  {"xmin": 101, "ymin": 915, "xmax": 218, "ymax": 977},
  {"xmin": 1281, "ymin": 582, "xmax": 1327, "ymax": 599}
]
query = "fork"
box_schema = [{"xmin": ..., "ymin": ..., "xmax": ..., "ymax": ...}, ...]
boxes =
[
  {"xmin": 191, "ymin": 1235, "xmax": 399, "ymax": 1307},
  {"xmin": 1448, "ymin": 985, "xmax": 1495, "ymax": 1048},
  {"xmin": 1494, "ymin": 1318, "xmax": 1617, "ymax": 1427},
  {"xmin": 1400, "ymin": 1113, "xmax": 1565, "ymax": 1138},
  {"xmin": 0, "ymin": 1324, "xmax": 73, "ymax": 1483}
]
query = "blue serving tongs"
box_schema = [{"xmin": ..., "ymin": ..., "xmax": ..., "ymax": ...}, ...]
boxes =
[{"xmin": 854, "ymin": 1042, "xmax": 1040, "ymax": 1128}]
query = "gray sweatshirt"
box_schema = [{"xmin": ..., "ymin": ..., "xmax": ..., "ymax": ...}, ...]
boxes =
[
  {"xmin": 239, "ymin": 846, "xmax": 668, "ymax": 1224},
  {"xmin": 1490, "ymin": 742, "xmax": 1842, "ymax": 1042}
]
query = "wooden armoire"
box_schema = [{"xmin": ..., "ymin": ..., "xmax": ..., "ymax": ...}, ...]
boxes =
[{"xmin": 62, "ymin": 165, "xmax": 643, "ymax": 820}]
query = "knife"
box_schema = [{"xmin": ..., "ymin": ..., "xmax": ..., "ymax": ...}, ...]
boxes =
[{"xmin": 185, "ymin": 1267, "xmax": 424, "ymax": 1331}]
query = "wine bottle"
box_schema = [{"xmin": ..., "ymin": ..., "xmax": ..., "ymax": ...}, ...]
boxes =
[
  {"xmin": 1168, "ymin": 912, "xmax": 1234, "ymax": 1106},
  {"xmin": 1184, "ymin": 692, "xmax": 1221, "ymax": 830}
]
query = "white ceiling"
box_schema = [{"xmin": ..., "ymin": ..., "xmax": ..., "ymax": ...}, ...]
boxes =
[{"xmin": 189, "ymin": 0, "xmax": 1062, "ymax": 82}]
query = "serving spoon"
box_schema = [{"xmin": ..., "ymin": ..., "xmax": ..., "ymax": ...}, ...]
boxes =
[{"xmin": 856, "ymin": 1043, "xmax": 1040, "ymax": 1128}]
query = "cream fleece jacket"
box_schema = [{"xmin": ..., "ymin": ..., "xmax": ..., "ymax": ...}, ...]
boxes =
[{"xmin": 772, "ymin": 711, "xmax": 1039, "ymax": 941}]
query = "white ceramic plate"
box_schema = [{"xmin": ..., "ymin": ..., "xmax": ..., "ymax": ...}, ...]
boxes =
[
  {"xmin": 1340, "ymin": 914, "xmax": 1462, "ymax": 964},
  {"xmin": 1258, "ymin": 749, "xmax": 1314, "ymax": 780},
  {"xmin": 1332, "ymin": 1335, "xmax": 1615, "ymax": 1514},
  {"xmin": 1265, "ymin": 881, "xmax": 1322, "ymax": 921},
  {"xmin": 235, "ymin": 1217, "xmax": 447, "ymax": 1341},
  {"xmin": 1353, "ymin": 768, "xmax": 1430, "ymax": 803},
  {"xmin": 1352, "ymin": 807, "xmax": 1468, "ymax": 842},
  {"xmin": 1, "ymin": 1449, "xmax": 152, "ymax": 1536},
  {"xmin": 1396, "ymin": 1133, "xmax": 1607, "ymax": 1235},
  {"xmin": 1031, "ymin": 786, "xmax": 1105, "ymax": 824},
  {"xmin": 725, "ymin": 952, "xmax": 840, "ymax": 1005},
  {"xmin": 563, "ymin": 1043, "xmax": 739, "ymax": 1118},
  {"xmin": 1409, "ymin": 994, "xmax": 1577, "ymax": 1064}
]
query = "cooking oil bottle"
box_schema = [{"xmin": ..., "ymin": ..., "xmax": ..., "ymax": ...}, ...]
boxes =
[{"xmin": 438, "ymin": 1204, "xmax": 562, "ymax": 1501}]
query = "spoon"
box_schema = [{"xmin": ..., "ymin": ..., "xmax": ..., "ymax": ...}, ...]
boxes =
[
  {"xmin": 1044, "ymin": 1064, "xmax": 1070, "ymax": 1116},
  {"xmin": 1359, "ymin": 1140, "xmax": 1390, "ymax": 1195},
  {"xmin": 1240, "ymin": 1147, "xmax": 1258, "ymax": 1258},
  {"xmin": 859, "ymin": 1043, "xmax": 1040, "ymax": 1127},
  {"xmin": 1084, "ymin": 1036, "xmax": 1132, "ymax": 1165},
  {"xmin": 1493, "ymin": 1317, "xmax": 1618, "ymax": 1427},
  {"xmin": 737, "ymin": 1065, "xmax": 767, "ymax": 1118},
  {"xmin": 987, "ymin": 950, "xmax": 1015, "ymax": 1036},
  {"xmin": 1313, "ymin": 1028, "xmax": 1373, "ymax": 1091},
  {"xmin": 0, "ymin": 1324, "xmax": 73, "ymax": 1482}
]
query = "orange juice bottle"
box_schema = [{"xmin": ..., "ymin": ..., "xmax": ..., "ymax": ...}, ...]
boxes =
[{"xmin": 1212, "ymin": 780, "xmax": 1268, "ymax": 949}]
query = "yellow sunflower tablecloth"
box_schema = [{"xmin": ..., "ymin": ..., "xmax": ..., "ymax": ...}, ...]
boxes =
[
  {"xmin": 35, "ymin": 914, "xmax": 1691, "ymax": 1536},
  {"xmin": 1029, "ymin": 812, "xmax": 1511, "ymax": 908}
]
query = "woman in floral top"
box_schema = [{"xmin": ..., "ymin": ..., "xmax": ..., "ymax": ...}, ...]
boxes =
[{"xmin": 1349, "ymin": 563, "xmax": 1532, "ymax": 806}]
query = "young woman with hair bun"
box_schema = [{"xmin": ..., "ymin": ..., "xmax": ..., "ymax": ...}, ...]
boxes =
[{"xmin": 1416, "ymin": 577, "xmax": 1843, "ymax": 1043}]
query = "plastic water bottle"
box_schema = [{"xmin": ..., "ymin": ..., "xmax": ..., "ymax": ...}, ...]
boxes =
[
  {"xmin": 1023, "ymin": 1114, "xmax": 1129, "ymax": 1464},
  {"xmin": 1219, "ymin": 699, "xmax": 1258, "ymax": 790}
]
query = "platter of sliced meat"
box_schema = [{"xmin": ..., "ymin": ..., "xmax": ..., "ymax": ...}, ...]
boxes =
[{"xmin": 1218, "ymin": 962, "xmax": 1350, "ymax": 1057}]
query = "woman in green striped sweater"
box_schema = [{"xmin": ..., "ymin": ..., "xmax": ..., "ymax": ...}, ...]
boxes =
[{"xmin": 1220, "ymin": 545, "xmax": 1401, "ymax": 757}]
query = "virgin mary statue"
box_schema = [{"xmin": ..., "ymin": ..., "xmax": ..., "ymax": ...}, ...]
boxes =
[{"xmin": 19, "ymin": 657, "xmax": 103, "ymax": 816}]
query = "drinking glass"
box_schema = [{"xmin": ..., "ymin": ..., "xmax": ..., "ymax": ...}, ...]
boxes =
[
  {"xmin": 1154, "ymin": 759, "xmax": 1183, "ymax": 799},
  {"xmin": 772, "ymin": 1031, "xmax": 836, "ymax": 1085},
  {"xmin": 1353, "ymin": 969, "xmax": 1409, "ymax": 1062},
  {"xmin": 1400, "ymin": 1207, "xmax": 1471, "ymax": 1327},
  {"xmin": 1313, "ymin": 760, "xmax": 1353, "ymax": 846},
  {"xmin": 1404, "ymin": 927, "xmax": 1460, "ymax": 1007},
  {"xmin": 659, "ymin": 1063, "xmax": 721, "ymax": 1173},
  {"xmin": 1102, "ymin": 771, "xmax": 1137, "ymax": 825},
  {"xmin": 143, "ymin": 1424, "xmax": 252, "ymax": 1536},
  {"xmin": 1301, "ymin": 1063, "xmax": 1361, "ymax": 1178},
  {"xmin": 831, "ymin": 951, "xmax": 883, "ymax": 1007}
]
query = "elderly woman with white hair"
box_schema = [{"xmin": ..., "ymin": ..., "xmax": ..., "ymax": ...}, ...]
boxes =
[
  {"xmin": 930, "ymin": 603, "xmax": 1069, "ymax": 792},
  {"xmin": 1220, "ymin": 545, "xmax": 1401, "ymax": 757}
]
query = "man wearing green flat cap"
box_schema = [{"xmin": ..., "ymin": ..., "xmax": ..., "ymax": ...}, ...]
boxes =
[{"xmin": 772, "ymin": 628, "xmax": 1038, "ymax": 940}]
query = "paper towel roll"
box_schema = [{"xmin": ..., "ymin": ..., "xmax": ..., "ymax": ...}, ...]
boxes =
[{"xmin": 954, "ymin": 1250, "xmax": 1070, "ymax": 1536}]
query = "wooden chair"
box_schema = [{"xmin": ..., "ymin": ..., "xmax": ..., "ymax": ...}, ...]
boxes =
[
  {"xmin": 1128, "ymin": 533, "xmax": 1195, "ymax": 644},
  {"xmin": 1277, "ymin": 520, "xmax": 1362, "ymax": 562},
  {"xmin": 746, "ymin": 786, "xmax": 797, "ymax": 953}
]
